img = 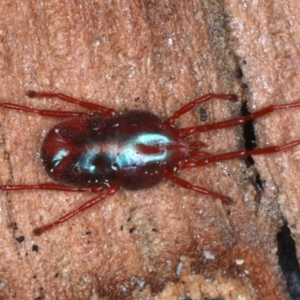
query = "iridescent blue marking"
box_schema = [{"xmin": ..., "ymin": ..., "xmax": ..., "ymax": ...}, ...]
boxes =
[
  {"xmin": 54, "ymin": 133, "xmax": 174, "ymax": 176},
  {"xmin": 116, "ymin": 133, "xmax": 171, "ymax": 168},
  {"xmin": 75, "ymin": 149, "xmax": 98, "ymax": 174},
  {"xmin": 52, "ymin": 149, "xmax": 69, "ymax": 167}
]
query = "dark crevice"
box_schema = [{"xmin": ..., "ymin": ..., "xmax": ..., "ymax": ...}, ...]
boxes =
[
  {"xmin": 277, "ymin": 223, "xmax": 300, "ymax": 300},
  {"xmin": 241, "ymin": 102, "xmax": 263, "ymax": 191},
  {"xmin": 242, "ymin": 101, "xmax": 300, "ymax": 299},
  {"xmin": 241, "ymin": 102, "xmax": 256, "ymax": 164}
]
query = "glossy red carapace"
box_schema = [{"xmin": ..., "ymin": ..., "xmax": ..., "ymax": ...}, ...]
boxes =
[{"xmin": 1, "ymin": 91, "xmax": 300, "ymax": 235}]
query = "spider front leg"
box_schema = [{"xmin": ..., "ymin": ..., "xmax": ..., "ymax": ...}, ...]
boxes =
[
  {"xmin": 179, "ymin": 140, "xmax": 300, "ymax": 169},
  {"xmin": 179, "ymin": 100, "xmax": 300, "ymax": 137}
]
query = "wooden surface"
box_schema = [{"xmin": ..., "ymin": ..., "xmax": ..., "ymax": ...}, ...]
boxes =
[{"xmin": 0, "ymin": 1, "xmax": 299, "ymax": 299}]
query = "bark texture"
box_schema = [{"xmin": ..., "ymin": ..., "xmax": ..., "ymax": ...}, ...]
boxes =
[{"xmin": 0, "ymin": 1, "xmax": 299, "ymax": 299}]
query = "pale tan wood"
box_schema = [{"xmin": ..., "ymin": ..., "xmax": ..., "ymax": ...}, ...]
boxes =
[{"xmin": 1, "ymin": 0, "xmax": 298, "ymax": 299}]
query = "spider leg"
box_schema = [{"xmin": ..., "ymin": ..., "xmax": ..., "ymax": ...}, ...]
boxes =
[
  {"xmin": 179, "ymin": 140, "xmax": 300, "ymax": 169},
  {"xmin": 0, "ymin": 183, "xmax": 107, "ymax": 192},
  {"xmin": 164, "ymin": 93, "xmax": 237, "ymax": 126},
  {"xmin": 0, "ymin": 103, "xmax": 88, "ymax": 118},
  {"xmin": 179, "ymin": 100, "xmax": 300, "ymax": 137},
  {"xmin": 27, "ymin": 90, "xmax": 116, "ymax": 116},
  {"xmin": 33, "ymin": 185, "xmax": 118, "ymax": 235},
  {"xmin": 163, "ymin": 170, "xmax": 231, "ymax": 203}
]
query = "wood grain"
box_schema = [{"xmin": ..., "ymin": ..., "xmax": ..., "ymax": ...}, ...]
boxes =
[{"xmin": 1, "ymin": 0, "xmax": 299, "ymax": 299}]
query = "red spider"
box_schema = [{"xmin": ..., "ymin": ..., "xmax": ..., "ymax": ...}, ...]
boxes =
[{"xmin": 1, "ymin": 91, "xmax": 299, "ymax": 235}]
